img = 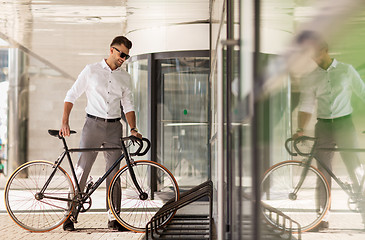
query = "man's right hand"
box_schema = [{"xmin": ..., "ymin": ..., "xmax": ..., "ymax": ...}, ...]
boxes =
[
  {"xmin": 60, "ymin": 102, "xmax": 74, "ymax": 137},
  {"xmin": 59, "ymin": 123, "xmax": 71, "ymax": 137},
  {"xmin": 292, "ymin": 129, "xmax": 304, "ymax": 139}
]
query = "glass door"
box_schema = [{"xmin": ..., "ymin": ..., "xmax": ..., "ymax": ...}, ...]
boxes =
[{"xmin": 156, "ymin": 56, "xmax": 210, "ymax": 188}]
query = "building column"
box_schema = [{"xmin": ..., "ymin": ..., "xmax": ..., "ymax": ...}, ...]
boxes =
[{"xmin": 8, "ymin": 48, "xmax": 29, "ymax": 173}]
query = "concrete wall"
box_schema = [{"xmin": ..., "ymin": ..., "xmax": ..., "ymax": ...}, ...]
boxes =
[{"xmin": 27, "ymin": 56, "xmax": 110, "ymax": 177}]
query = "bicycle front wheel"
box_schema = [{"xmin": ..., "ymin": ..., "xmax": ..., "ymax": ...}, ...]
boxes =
[
  {"xmin": 261, "ymin": 161, "xmax": 330, "ymax": 232},
  {"xmin": 5, "ymin": 160, "xmax": 75, "ymax": 232},
  {"xmin": 108, "ymin": 160, "xmax": 179, "ymax": 232}
]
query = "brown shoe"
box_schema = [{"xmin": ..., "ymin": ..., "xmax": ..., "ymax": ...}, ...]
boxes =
[
  {"xmin": 308, "ymin": 221, "xmax": 329, "ymax": 232},
  {"xmin": 63, "ymin": 218, "xmax": 75, "ymax": 231},
  {"xmin": 108, "ymin": 220, "xmax": 129, "ymax": 231}
]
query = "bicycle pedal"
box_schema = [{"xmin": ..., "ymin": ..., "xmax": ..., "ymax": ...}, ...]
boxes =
[{"xmin": 70, "ymin": 216, "xmax": 78, "ymax": 223}]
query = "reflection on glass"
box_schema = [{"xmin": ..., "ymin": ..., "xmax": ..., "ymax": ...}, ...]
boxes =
[
  {"xmin": 0, "ymin": 49, "xmax": 8, "ymax": 174},
  {"xmin": 157, "ymin": 57, "xmax": 210, "ymax": 187},
  {"xmin": 128, "ymin": 59, "xmax": 148, "ymax": 145}
]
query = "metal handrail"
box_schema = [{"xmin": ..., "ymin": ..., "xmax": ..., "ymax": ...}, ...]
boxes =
[{"xmin": 261, "ymin": 201, "xmax": 302, "ymax": 240}]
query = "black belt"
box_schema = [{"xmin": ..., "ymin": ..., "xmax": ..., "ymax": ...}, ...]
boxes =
[
  {"xmin": 317, "ymin": 114, "xmax": 351, "ymax": 123},
  {"xmin": 87, "ymin": 114, "xmax": 121, "ymax": 122}
]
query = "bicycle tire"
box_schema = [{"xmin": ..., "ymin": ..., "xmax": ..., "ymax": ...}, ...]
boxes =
[
  {"xmin": 261, "ymin": 160, "xmax": 331, "ymax": 232},
  {"xmin": 4, "ymin": 160, "xmax": 75, "ymax": 232},
  {"xmin": 108, "ymin": 160, "xmax": 179, "ymax": 232}
]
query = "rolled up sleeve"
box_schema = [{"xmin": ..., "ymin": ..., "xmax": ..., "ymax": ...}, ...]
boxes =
[
  {"xmin": 350, "ymin": 66, "xmax": 365, "ymax": 103},
  {"xmin": 120, "ymin": 75, "xmax": 135, "ymax": 114},
  {"xmin": 64, "ymin": 66, "xmax": 89, "ymax": 103}
]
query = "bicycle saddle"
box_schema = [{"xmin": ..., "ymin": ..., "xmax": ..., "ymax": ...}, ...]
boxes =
[{"xmin": 48, "ymin": 129, "xmax": 77, "ymax": 137}]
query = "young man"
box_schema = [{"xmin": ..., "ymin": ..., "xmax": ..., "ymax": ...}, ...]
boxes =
[
  {"xmin": 295, "ymin": 31, "xmax": 365, "ymax": 231},
  {"xmin": 59, "ymin": 36, "xmax": 142, "ymax": 231}
]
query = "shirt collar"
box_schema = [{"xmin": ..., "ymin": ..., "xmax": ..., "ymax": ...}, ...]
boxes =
[
  {"xmin": 101, "ymin": 59, "xmax": 121, "ymax": 71},
  {"xmin": 328, "ymin": 58, "xmax": 338, "ymax": 69},
  {"xmin": 315, "ymin": 58, "xmax": 337, "ymax": 72}
]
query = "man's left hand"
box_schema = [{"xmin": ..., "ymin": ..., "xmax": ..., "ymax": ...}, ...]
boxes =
[{"xmin": 131, "ymin": 130, "xmax": 142, "ymax": 139}]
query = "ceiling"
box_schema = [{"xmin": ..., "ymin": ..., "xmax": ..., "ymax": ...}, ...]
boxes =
[
  {"xmin": 2, "ymin": 0, "xmax": 365, "ymax": 82},
  {"xmin": 0, "ymin": 0, "xmax": 210, "ymax": 80}
]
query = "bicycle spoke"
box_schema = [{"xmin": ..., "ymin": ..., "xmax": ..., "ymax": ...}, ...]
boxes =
[
  {"xmin": 261, "ymin": 161, "xmax": 330, "ymax": 232},
  {"xmin": 5, "ymin": 161, "xmax": 74, "ymax": 232},
  {"xmin": 109, "ymin": 160, "xmax": 179, "ymax": 232}
]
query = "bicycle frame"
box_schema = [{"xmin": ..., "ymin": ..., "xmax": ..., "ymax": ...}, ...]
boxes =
[
  {"xmin": 314, "ymin": 148, "xmax": 365, "ymax": 200},
  {"xmin": 37, "ymin": 134, "xmax": 148, "ymax": 219},
  {"xmin": 291, "ymin": 137, "xmax": 365, "ymax": 203}
]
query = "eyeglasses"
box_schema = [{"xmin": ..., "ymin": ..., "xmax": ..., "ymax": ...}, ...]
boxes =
[{"xmin": 112, "ymin": 47, "xmax": 130, "ymax": 60}]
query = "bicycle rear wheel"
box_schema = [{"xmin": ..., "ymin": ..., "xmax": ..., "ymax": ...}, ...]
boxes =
[
  {"xmin": 5, "ymin": 160, "xmax": 75, "ymax": 232},
  {"xmin": 108, "ymin": 160, "xmax": 179, "ymax": 232},
  {"xmin": 261, "ymin": 160, "xmax": 330, "ymax": 232}
]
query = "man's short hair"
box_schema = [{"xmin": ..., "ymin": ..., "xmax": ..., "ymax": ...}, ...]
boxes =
[
  {"xmin": 296, "ymin": 30, "xmax": 328, "ymax": 50},
  {"xmin": 110, "ymin": 36, "xmax": 132, "ymax": 49}
]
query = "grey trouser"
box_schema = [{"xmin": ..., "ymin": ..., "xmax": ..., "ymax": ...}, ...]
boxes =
[
  {"xmin": 315, "ymin": 115, "xmax": 363, "ymax": 209},
  {"xmin": 74, "ymin": 116, "xmax": 122, "ymax": 213}
]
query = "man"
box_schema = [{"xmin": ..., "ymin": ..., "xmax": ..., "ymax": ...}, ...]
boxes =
[
  {"xmin": 294, "ymin": 31, "xmax": 365, "ymax": 231},
  {"xmin": 59, "ymin": 36, "xmax": 142, "ymax": 231}
]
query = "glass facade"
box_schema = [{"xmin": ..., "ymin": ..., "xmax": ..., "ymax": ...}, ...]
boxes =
[
  {"xmin": 0, "ymin": 49, "xmax": 8, "ymax": 174},
  {"xmin": 129, "ymin": 59, "xmax": 149, "ymax": 138},
  {"xmin": 128, "ymin": 59, "xmax": 149, "ymax": 159},
  {"xmin": 212, "ymin": 0, "xmax": 365, "ymax": 239},
  {"xmin": 128, "ymin": 52, "xmax": 210, "ymax": 189}
]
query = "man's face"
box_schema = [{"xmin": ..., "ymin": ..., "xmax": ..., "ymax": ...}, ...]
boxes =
[
  {"xmin": 312, "ymin": 46, "xmax": 328, "ymax": 65},
  {"xmin": 111, "ymin": 44, "xmax": 130, "ymax": 67}
]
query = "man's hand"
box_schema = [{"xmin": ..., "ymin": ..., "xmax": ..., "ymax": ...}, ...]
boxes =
[
  {"xmin": 60, "ymin": 102, "xmax": 73, "ymax": 137},
  {"xmin": 293, "ymin": 129, "xmax": 304, "ymax": 140},
  {"xmin": 125, "ymin": 111, "xmax": 142, "ymax": 139},
  {"xmin": 131, "ymin": 130, "xmax": 142, "ymax": 139},
  {"xmin": 59, "ymin": 123, "xmax": 71, "ymax": 137},
  {"xmin": 294, "ymin": 111, "xmax": 311, "ymax": 139}
]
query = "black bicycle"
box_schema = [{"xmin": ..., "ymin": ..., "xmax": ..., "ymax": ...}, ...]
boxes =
[
  {"xmin": 4, "ymin": 129, "xmax": 179, "ymax": 233},
  {"xmin": 261, "ymin": 136, "xmax": 365, "ymax": 232}
]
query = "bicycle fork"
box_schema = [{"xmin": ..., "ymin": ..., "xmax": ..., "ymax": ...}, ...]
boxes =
[
  {"xmin": 289, "ymin": 159, "xmax": 313, "ymax": 200},
  {"xmin": 121, "ymin": 143, "xmax": 149, "ymax": 200}
]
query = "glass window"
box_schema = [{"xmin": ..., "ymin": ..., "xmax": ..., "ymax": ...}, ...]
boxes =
[
  {"xmin": 0, "ymin": 49, "xmax": 8, "ymax": 174},
  {"xmin": 128, "ymin": 59, "xmax": 149, "ymax": 151}
]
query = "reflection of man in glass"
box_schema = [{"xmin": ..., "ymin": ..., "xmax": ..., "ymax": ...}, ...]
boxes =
[{"xmin": 295, "ymin": 31, "xmax": 365, "ymax": 231}]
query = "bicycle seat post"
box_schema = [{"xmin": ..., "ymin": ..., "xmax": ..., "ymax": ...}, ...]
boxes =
[{"xmin": 59, "ymin": 135, "xmax": 70, "ymax": 152}]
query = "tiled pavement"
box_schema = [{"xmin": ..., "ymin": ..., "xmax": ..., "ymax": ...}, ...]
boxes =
[
  {"xmin": 0, "ymin": 176, "xmax": 144, "ymax": 240},
  {"xmin": 2, "ymin": 176, "xmax": 365, "ymax": 239},
  {"xmin": 0, "ymin": 212, "xmax": 144, "ymax": 240}
]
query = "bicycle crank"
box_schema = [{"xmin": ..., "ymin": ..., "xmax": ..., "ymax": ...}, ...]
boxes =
[{"xmin": 79, "ymin": 195, "xmax": 92, "ymax": 212}]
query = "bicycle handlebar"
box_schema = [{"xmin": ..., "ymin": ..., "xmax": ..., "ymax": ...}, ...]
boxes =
[
  {"xmin": 285, "ymin": 138, "xmax": 297, "ymax": 156},
  {"xmin": 285, "ymin": 136, "xmax": 317, "ymax": 157},
  {"xmin": 121, "ymin": 136, "xmax": 151, "ymax": 156},
  {"xmin": 48, "ymin": 129, "xmax": 151, "ymax": 157}
]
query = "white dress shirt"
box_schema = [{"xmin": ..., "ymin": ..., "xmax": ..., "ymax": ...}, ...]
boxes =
[
  {"xmin": 298, "ymin": 59, "xmax": 365, "ymax": 119},
  {"xmin": 64, "ymin": 59, "xmax": 134, "ymax": 119}
]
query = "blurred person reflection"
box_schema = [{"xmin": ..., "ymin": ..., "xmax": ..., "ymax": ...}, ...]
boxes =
[{"xmin": 294, "ymin": 31, "xmax": 365, "ymax": 231}]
